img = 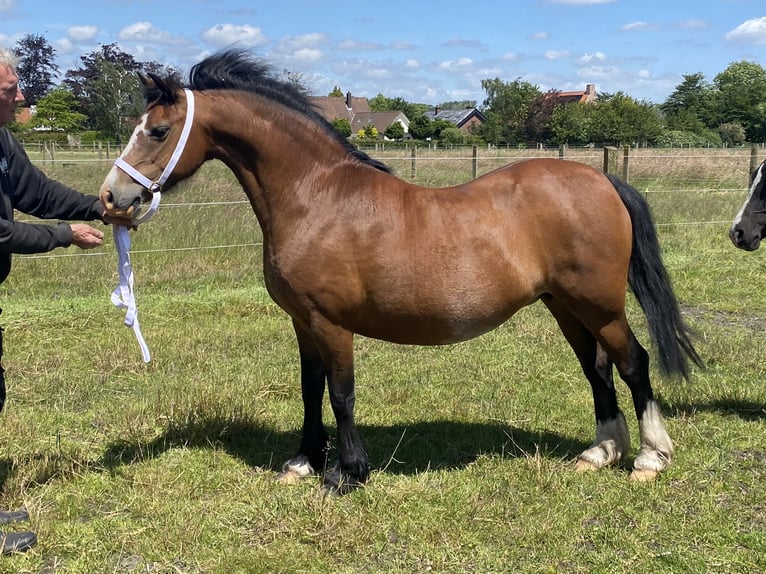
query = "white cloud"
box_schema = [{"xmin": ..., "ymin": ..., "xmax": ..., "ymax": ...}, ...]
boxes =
[
  {"xmin": 405, "ymin": 58, "xmax": 420, "ymax": 69},
  {"xmin": 337, "ymin": 39, "xmax": 382, "ymax": 51},
  {"xmin": 67, "ymin": 26, "xmax": 98, "ymax": 43},
  {"xmin": 726, "ymin": 17, "xmax": 766, "ymax": 45},
  {"xmin": 576, "ymin": 65, "xmax": 620, "ymax": 79},
  {"xmin": 545, "ymin": 50, "xmax": 571, "ymax": 60},
  {"xmin": 621, "ymin": 21, "xmax": 657, "ymax": 32},
  {"xmin": 437, "ymin": 57, "xmax": 473, "ymax": 71},
  {"xmin": 201, "ymin": 24, "xmax": 269, "ymax": 48},
  {"xmin": 0, "ymin": 0, "xmax": 16, "ymax": 12},
  {"xmin": 577, "ymin": 52, "xmax": 607, "ymax": 64},
  {"xmin": 289, "ymin": 48, "xmax": 324, "ymax": 63},
  {"xmin": 529, "ymin": 32, "xmax": 549, "ymax": 40},
  {"xmin": 119, "ymin": 22, "xmax": 179, "ymax": 45},
  {"xmin": 503, "ymin": 52, "xmax": 520, "ymax": 62},
  {"xmin": 389, "ymin": 41, "xmax": 415, "ymax": 50}
]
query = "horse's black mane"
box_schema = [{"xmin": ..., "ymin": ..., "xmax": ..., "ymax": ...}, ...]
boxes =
[{"xmin": 148, "ymin": 48, "xmax": 391, "ymax": 174}]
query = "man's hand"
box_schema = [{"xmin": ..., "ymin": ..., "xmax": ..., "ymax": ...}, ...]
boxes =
[{"xmin": 70, "ymin": 223, "xmax": 105, "ymax": 249}]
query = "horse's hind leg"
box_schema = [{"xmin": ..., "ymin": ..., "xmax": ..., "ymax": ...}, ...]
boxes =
[
  {"xmin": 597, "ymin": 318, "xmax": 674, "ymax": 481},
  {"xmin": 543, "ymin": 298, "xmax": 630, "ymax": 471},
  {"xmin": 277, "ymin": 320, "xmax": 330, "ymax": 484}
]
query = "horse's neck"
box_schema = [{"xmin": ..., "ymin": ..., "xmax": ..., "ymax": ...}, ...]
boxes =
[{"xmin": 204, "ymin": 94, "xmax": 378, "ymax": 233}]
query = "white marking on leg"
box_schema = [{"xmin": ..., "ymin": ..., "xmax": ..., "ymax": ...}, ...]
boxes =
[
  {"xmin": 576, "ymin": 411, "xmax": 630, "ymax": 471},
  {"xmin": 632, "ymin": 400, "xmax": 673, "ymax": 476},
  {"xmin": 276, "ymin": 456, "xmax": 316, "ymax": 485}
]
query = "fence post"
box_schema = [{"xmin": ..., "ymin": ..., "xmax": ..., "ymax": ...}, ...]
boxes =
[
  {"xmin": 622, "ymin": 145, "xmax": 630, "ymax": 183},
  {"xmin": 472, "ymin": 145, "xmax": 478, "ymax": 179},
  {"xmin": 559, "ymin": 143, "xmax": 567, "ymax": 159},
  {"xmin": 411, "ymin": 146, "xmax": 417, "ymax": 181}
]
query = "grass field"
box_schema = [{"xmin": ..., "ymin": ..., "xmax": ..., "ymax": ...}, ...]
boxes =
[{"xmin": 0, "ymin": 148, "xmax": 764, "ymax": 573}]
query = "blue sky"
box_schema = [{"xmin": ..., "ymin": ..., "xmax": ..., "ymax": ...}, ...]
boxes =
[{"xmin": 1, "ymin": 0, "xmax": 765, "ymax": 105}]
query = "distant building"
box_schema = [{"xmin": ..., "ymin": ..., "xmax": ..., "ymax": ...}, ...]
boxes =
[
  {"xmin": 310, "ymin": 92, "xmax": 410, "ymax": 140},
  {"xmin": 425, "ymin": 106, "xmax": 487, "ymax": 134},
  {"xmin": 550, "ymin": 84, "xmax": 598, "ymax": 104}
]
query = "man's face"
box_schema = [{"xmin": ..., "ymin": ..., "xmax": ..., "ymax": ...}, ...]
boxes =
[{"xmin": 0, "ymin": 64, "xmax": 24, "ymax": 126}]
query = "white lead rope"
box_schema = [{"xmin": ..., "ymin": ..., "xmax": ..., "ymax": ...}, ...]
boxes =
[{"xmin": 110, "ymin": 192, "xmax": 162, "ymax": 363}]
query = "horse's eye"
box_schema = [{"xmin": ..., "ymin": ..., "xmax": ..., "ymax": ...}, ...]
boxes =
[{"xmin": 149, "ymin": 126, "xmax": 170, "ymax": 140}]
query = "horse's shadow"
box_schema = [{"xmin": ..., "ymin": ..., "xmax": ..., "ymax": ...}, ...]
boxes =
[
  {"xmin": 98, "ymin": 414, "xmax": 589, "ymax": 476},
  {"xmin": 660, "ymin": 397, "xmax": 766, "ymax": 423}
]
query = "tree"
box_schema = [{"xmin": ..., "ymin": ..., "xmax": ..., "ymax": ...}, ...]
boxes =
[
  {"xmin": 384, "ymin": 121, "xmax": 405, "ymax": 141},
  {"xmin": 368, "ymin": 93, "xmax": 428, "ymax": 122},
  {"xmin": 440, "ymin": 127, "xmax": 465, "ymax": 145},
  {"xmin": 718, "ymin": 122, "xmax": 747, "ymax": 146},
  {"xmin": 408, "ymin": 114, "xmax": 433, "ymax": 140},
  {"xmin": 588, "ymin": 92, "xmax": 662, "ymax": 146},
  {"xmin": 331, "ymin": 117, "xmax": 352, "ymax": 137},
  {"xmin": 357, "ymin": 125, "xmax": 378, "ymax": 140},
  {"xmin": 29, "ymin": 88, "xmax": 87, "ymax": 132},
  {"xmin": 328, "ymin": 86, "xmax": 344, "ymax": 97},
  {"xmin": 525, "ymin": 90, "xmax": 559, "ymax": 144},
  {"xmin": 660, "ymin": 73, "xmax": 713, "ymax": 132},
  {"xmin": 712, "ymin": 61, "xmax": 766, "ymax": 141},
  {"xmin": 63, "ymin": 44, "xmax": 168, "ymax": 140},
  {"xmin": 479, "ymin": 77, "xmax": 541, "ymax": 144},
  {"xmin": 13, "ymin": 34, "xmax": 59, "ymax": 106},
  {"xmin": 548, "ymin": 102, "xmax": 592, "ymax": 145}
]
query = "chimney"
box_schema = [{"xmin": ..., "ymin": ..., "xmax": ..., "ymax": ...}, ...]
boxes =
[{"xmin": 346, "ymin": 91, "xmax": 352, "ymax": 108}]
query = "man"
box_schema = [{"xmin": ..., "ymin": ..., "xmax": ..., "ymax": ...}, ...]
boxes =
[{"xmin": 0, "ymin": 46, "xmax": 127, "ymax": 555}]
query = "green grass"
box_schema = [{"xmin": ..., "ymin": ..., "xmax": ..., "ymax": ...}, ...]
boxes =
[{"xmin": 0, "ymin": 153, "xmax": 763, "ymax": 572}]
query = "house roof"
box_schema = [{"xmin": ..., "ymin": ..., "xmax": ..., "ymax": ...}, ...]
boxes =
[
  {"xmin": 310, "ymin": 93, "xmax": 370, "ymax": 123},
  {"xmin": 425, "ymin": 107, "xmax": 486, "ymax": 128},
  {"xmin": 547, "ymin": 84, "xmax": 597, "ymax": 104},
  {"xmin": 351, "ymin": 111, "xmax": 408, "ymax": 135}
]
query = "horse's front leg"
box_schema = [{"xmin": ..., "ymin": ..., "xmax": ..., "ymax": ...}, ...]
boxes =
[
  {"xmin": 277, "ymin": 321, "xmax": 330, "ymax": 484},
  {"xmin": 317, "ymin": 324, "xmax": 368, "ymax": 495}
]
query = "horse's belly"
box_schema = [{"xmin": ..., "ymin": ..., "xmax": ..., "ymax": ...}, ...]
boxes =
[{"xmin": 350, "ymin": 300, "xmax": 530, "ymax": 346}]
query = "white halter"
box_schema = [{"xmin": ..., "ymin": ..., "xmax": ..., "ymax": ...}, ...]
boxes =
[{"xmin": 110, "ymin": 88, "xmax": 196, "ymax": 362}]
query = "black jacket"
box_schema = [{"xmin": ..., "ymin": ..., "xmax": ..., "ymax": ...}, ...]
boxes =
[{"xmin": 0, "ymin": 128, "xmax": 105, "ymax": 284}]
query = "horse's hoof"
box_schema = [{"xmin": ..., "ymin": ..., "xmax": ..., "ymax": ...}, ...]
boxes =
[
  {"xmin": 629, "ymin": 468, "xmax": 659, "ymax": 482},
  {"xmin": 322, "ymin": 466, "xmax": 363, "ymax": 496},
  {"xmin": 276, "ymin": 469, "xmax": 304, "ymax": 485},
  {"xmin": 574, "ymin": 458, "xmax": 599, "ymax": 473}
]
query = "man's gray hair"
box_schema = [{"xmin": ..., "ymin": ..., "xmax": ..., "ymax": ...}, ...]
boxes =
[{"xmin": 0, "ymin": 47, "xmax": 18, "ymax": 72}]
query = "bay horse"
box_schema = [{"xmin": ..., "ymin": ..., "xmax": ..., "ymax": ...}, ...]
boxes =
[
  {"xmin": 99, "ymin": 49, "xmax": 702, "ymax": 494},
  {"xmin": 730, "ymin": 157, "xmax": 766, "ymax": 251}
]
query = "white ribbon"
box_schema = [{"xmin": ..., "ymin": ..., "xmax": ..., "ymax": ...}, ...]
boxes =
[{"xmin": 109, "ymin": 88, "xmax": 195, "ymax": 363}]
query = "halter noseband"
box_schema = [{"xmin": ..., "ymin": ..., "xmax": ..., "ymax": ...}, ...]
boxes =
[{"xmin": 113, "ymin": 88, "xmax": 196, "ymax": 224}]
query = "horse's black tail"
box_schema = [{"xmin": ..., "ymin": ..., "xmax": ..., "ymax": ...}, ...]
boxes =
[{"xmin": 605, "ymin": 173, "xmax": 704, "ymax": 381}]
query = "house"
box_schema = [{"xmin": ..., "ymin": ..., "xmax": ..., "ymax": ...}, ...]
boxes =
[
  {"xmin": 14, "ymin": 106, "xmax": 33, "ymax": 125},
  {"xmin": 310, "ymin": 91, "xmax": 410, "ymax": 140},
  {"xmin": 350, "ymin": 111, "xmax": 409, "ymax": 139},
  {"xmin": 551, "ymin": 84, "xmax": 597, "ymax": 104},
  {"xmin": 311, "ymin": 91, "xmax": 370, "ymax": 124},
  {"xmin": 424, "ymin": 106, "xmax": 487, "ymax": 134}
]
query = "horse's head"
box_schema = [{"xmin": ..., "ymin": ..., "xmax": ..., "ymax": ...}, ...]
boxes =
[
  {"xmin": 730, "ymin": 159, "xmax": 766, "ymax": 251},
  {"xmin": 99, "ymin": 74, "xmax": 202, "ymax": 222}
]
